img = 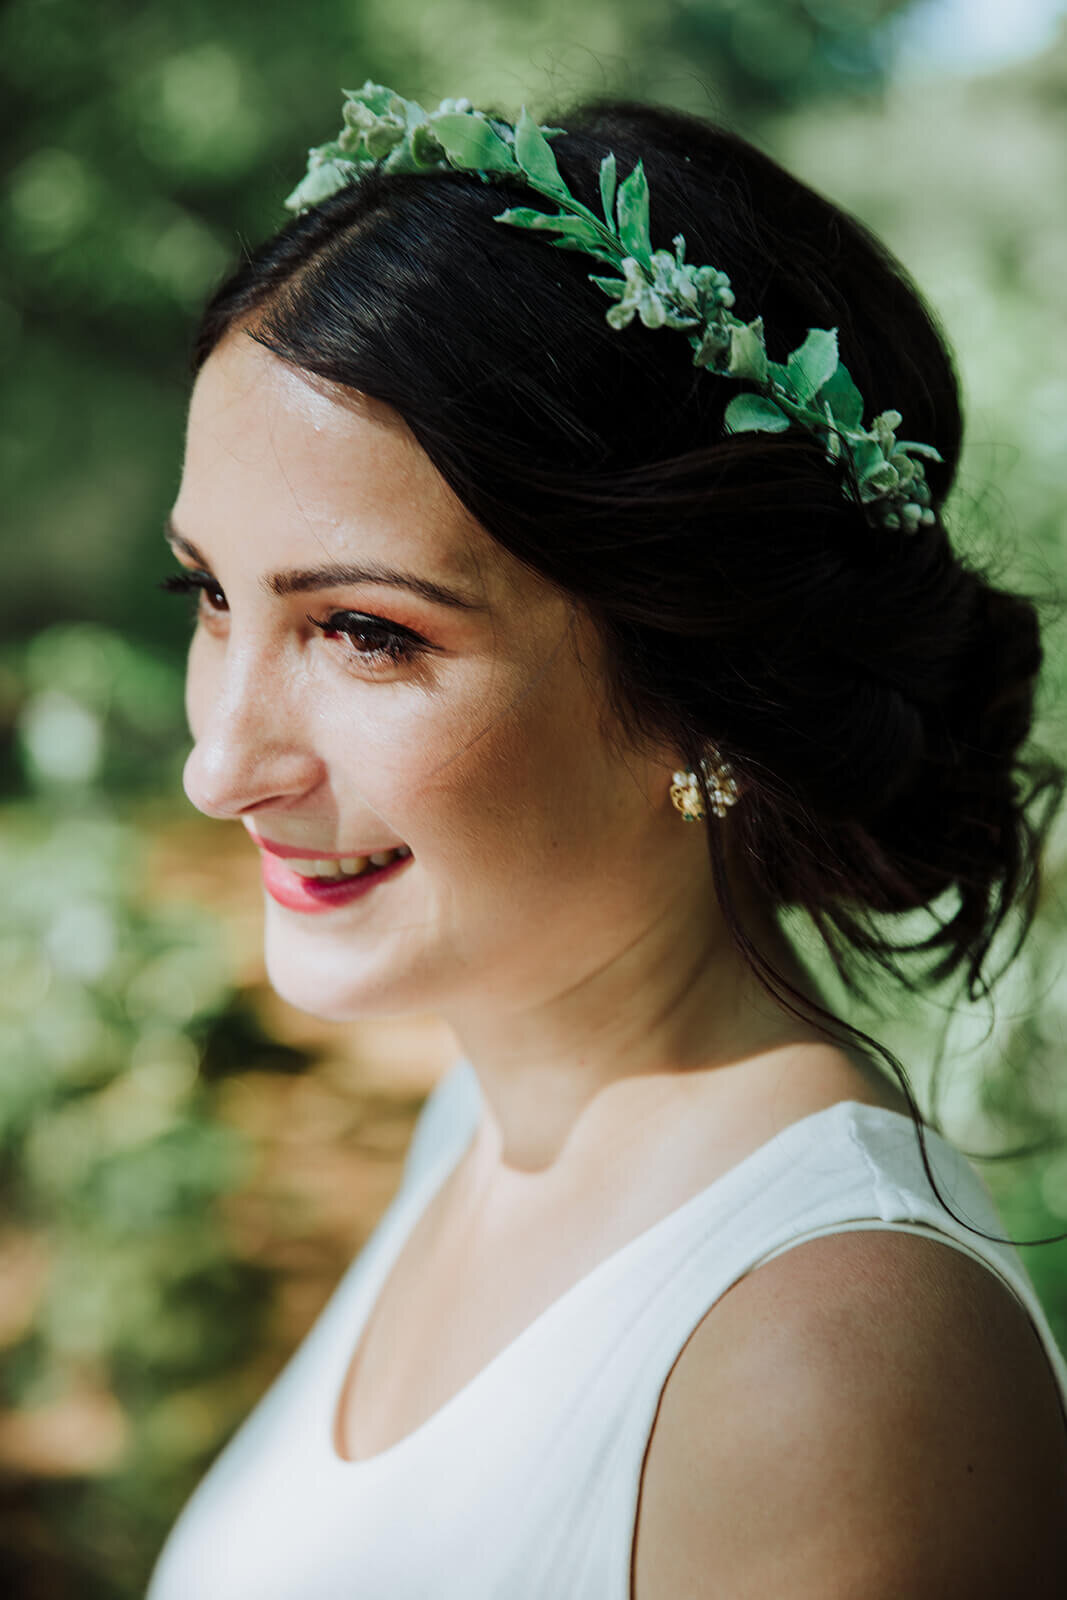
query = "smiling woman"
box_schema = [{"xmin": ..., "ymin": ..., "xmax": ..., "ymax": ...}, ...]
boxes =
[
  {"xmin": 166, "ymin": 346, "xmax": 640, "ymax": 1026},
  {"xmin": 146, "ymin": 86, "xmax": 1067, "ymax": 1599}
]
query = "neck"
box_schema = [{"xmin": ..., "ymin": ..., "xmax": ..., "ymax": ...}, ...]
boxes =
[{"xmin": 442, "ymin": 855, "xmax": 836, "ymax": 1174}]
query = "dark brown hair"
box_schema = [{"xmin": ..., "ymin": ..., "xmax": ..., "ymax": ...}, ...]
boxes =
[{"xmin": 191, "ymin": 96, "xmax": 1065, "ymax": 1239}]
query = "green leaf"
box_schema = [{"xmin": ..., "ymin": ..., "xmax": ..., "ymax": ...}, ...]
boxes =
[
  {"xmin": 692, "ymin": 321, "xmax": 731, "ymax": 369},
  {"xmin": 615, "ymin": 161, "xmax": 652, "ymax": 265},
  {"xmin": 307, "ymin": 138, "xmax": 349, "ymax": 167},
  {"xmin": 849, "ymin": 437, "xmax": 882, "ymax": 479},
  {"xmin": 896, "ymin": 440, "xmax": 944, "ymax": 462},
  {"xmin": 494, "ymin": 207, "xmax": 586, "ymax": 238},
  {"xmin": 726, "ymin": 317, "xmax": 768, "ymax": 384},
  {"xmin": 493, "ymin": 205, "xmax": 565, "ymax": 228},
  {"xmin": 724, "ymin": 394, "xmax": 791, "ymax": 434},
  {"xmin": 548, "ymin": 235, "xmax": 618, "ymax": 264},
  {"xmin": 364, "ymin": 120, "xmax": 408, "ymax": 162},
  {"xmin": 861, "ymin": 459, "xmax": 899, "ymax": 490},
  {"xmin": 284, "ymin": 158, "xmax": 354, "ymax": 211},
  {"xmin": 495, "ymin": 207, "xmax": 616, "ymax": 261},
  {"xmin": 546, "ymin": 216, "xmax": 611, "ymax": 248},
  {"xmin": 514, "ymin": 106, "xmax": 568, "ymax": 197},
  {"xmin": 598, "ymin": 154, "xmax": 617, "ymax": 225},
  {"xmin": 408, "ymin": 123, "xmax": 449, "ymax": 169},
  {"xmin": 785, "ymin": 328, "xmax": 839, "ymax": 403},
  {"xmin": 589, "ymin": 273, "xmax": 625, "ymax": 301},
  {"xmin": 816, "ymin": 360, "xmax": 864, "ymax": 429},
  {"xmin": 431, "ymin": 114, "xmax": 517, "ymax": 173},
  {"xmin": 343, "ymin": 82, "xmax": 397, "ymax": 116}
]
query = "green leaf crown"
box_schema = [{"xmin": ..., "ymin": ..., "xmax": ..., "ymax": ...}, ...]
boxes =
[{"xmin": 285, "ymin": 83, "xmax": 942, "ymax": 534}]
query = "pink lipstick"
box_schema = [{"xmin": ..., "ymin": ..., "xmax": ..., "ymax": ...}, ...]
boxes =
[{"xmin": 253, "ymin": 840, "xmax": 413, "ymax": 914}]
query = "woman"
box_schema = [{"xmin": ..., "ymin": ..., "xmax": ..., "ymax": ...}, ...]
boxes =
[{"xmin": 147, "ymin": 86, "xmax": 1067, "ymax": 1596}]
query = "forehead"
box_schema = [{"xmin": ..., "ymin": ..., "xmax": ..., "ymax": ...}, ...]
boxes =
[{"xmin": 176, "ymin": 330, "xmax": 495, "ymax": 597}]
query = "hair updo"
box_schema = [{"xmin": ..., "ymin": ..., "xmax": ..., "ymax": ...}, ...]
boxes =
[{"xmin": 191, "ymin": 96, "xmax": 1064, "ymax": 1197}]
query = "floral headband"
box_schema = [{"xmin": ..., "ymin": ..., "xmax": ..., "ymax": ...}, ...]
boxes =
[{"xmin": 284, "ymin": 82, "xmax": 943, "ymax": 535}]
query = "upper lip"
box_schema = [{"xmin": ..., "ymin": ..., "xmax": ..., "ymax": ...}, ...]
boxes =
[{"xmin": 249, "ymin": 833, "xmax": 406, "ymax": 860}]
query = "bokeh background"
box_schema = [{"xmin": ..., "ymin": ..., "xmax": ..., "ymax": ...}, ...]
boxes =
[{"xmin": 4, "ymin": 0, "xmax": 1067, "ymax": 1592}]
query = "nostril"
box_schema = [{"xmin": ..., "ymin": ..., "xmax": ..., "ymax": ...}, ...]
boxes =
[{"xmin": 181, "ymin": 728, "xmax": 327, "ymax": 819}]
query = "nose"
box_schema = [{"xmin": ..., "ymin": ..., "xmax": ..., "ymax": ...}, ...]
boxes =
[{"xmin": 182, "ymin": 642, "xmax": 324, "ymax": 820}]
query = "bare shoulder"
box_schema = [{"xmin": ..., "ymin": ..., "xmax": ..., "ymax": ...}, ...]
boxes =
[{"xmin": 633, "ymin": 1227, "xmax": 1067, "ymax": 1600}]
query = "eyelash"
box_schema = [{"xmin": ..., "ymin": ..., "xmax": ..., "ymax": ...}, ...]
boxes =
[
  {"xmin": 158, "ymin": 570, "xmax": 430, "ymax": 670},
  {"xmin": 306, "ymin": 611, "xmax": 424, "ymax": 667}
]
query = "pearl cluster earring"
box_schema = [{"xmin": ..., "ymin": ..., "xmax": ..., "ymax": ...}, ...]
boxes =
[{"xmin": 670, "ymin": 746, "xmax": 742, "ymax": 822}]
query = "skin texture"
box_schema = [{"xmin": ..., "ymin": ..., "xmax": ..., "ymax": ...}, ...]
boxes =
[
  {"xmin": 632, "ymin": 1229, "xmax": 1067, "ymax": 1598},
  {"xmin": 175, "ymin": 329, "xmax": 845, "ymax": 1172},
  {"xmin": 173, "ymin": 329, "xmax": 1067, "ymax": 1591}
]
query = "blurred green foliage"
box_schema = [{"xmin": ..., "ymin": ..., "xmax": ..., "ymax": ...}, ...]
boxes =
[
  {"xmin": 772, "ymin": 39, "xmax": 1067, "ymax": 589},
  {"xmin": 0, "ymin": 629, "xmax": 288, "ymax": 1596},
  {"xmin": 3, "ymin": 1, "xmax": 1067, "ymax": 1595}
]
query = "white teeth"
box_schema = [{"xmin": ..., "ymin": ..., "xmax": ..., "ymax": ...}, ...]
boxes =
[
  {"xmin": 281, "ymin": 847, "xmax": 409, "ymax": 880},
  {"xmin": 287, "ymin": 858, "xmax": 343, "ymax": 878}
]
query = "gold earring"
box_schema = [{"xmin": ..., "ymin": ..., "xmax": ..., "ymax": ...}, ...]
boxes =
[{"xmin": 670, "ymin": 746, "xmax": 742, "ymax": 822}]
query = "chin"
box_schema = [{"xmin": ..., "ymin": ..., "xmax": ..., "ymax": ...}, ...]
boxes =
[{"xmin": 261, "ymin": 907, "xmax": 432, "ymax": 1022}]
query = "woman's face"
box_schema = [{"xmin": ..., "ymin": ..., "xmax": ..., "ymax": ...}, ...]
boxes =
[{"xmin": 173, "ymin": 332, "xmax": 706, "ymax": 1025}]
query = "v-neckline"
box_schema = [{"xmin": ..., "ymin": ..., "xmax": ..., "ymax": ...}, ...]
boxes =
[{"xmin": 323, "ymin": 1091, "xmax": 918, "ymax": 1472}]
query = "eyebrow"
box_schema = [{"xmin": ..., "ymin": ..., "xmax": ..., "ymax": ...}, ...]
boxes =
[{"xmin": 164, "ymin": 520, "xmax": 487, "ymax": 613}]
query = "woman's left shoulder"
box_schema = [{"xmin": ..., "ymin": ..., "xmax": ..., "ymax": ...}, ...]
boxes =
[{"xmin": 632, "ymin": 1226, "xmax": 1067, "ymax": 1600}]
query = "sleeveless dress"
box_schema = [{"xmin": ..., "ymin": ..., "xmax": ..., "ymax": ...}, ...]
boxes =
[{"xmin": 147, "ymin": 1057, "xmax": 1067, "ymax": 1599}]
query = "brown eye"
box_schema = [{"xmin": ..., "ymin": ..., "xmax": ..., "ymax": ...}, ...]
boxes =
[
  {"xmin": 308, "ymin": 610, "xmax": 428, "ymax": 668},
  {"xmin": 159, "ymin": 570, "xmax": 228, "ymax": 613}
]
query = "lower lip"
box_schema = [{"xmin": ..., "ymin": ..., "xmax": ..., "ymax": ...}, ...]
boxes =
[{"xmin": 259, "ymin": 850, "xmax": 412, "ymax": 914}]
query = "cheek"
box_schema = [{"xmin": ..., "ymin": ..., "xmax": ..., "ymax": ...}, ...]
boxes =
[
  {"xmin": 331, "ymin": 694, "xmax": 511, "ymax": 851},
  {"xmin": 309, "ymin": 647, "xmax": 528, "ymax": 820},
  {"xmin": 364, "ymin": 671, "xmax": 632, "ymax": 883}
]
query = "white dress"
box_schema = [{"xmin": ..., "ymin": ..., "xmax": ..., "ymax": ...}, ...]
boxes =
[{"xmin": 147, "ymin": 1057, "xmax": 1067, "ymax": 1598}]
